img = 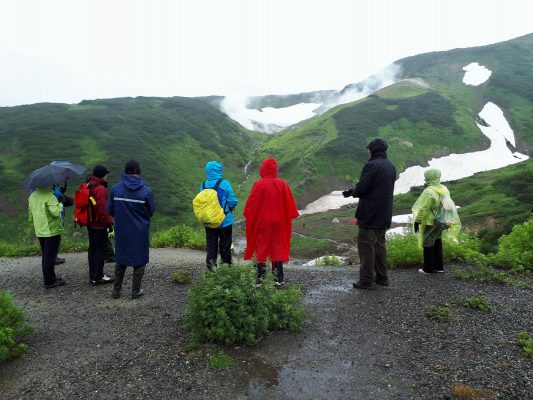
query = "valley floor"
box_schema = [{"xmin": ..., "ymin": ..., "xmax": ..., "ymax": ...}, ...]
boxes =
[{"xmin": 0, "ymin": 249, "xmax": 532, "ymax": 400}]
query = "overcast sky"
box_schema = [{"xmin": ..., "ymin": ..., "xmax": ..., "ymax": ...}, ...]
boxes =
[{"xmin": 1, "ymin": 0, "xmax": 532, "ymax": 107}]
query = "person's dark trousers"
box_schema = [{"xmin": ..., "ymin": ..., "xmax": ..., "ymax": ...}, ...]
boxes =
[
  {"xmin": 88, "ymin": 228, "xmax": 108, "ymax": 281},
  {"xmin": 105, "ymin": 237, "xmax": 115, "ymax": 259},
  {"xmin": 357, "ymin": 227, "xmax": 388, "ymax": 285},
  {"xmin": 272, "ymin": 261, "xmax": 284, "ymax": 283},
  {"xmin": 205, "ymin": 225, "xmax": 233, "ymax": 269},
  {"xmin": 38, "ymin": 235, "xmax": 61, "ymax": 286},
  {"xmin": 423, "ymin": 238, "xmax": 443, "ymax": 273}
]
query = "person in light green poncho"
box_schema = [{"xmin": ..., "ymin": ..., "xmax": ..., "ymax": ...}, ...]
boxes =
[{"xmin": 412, "ymin": 169, "xmax": 461, "ymax": 274}]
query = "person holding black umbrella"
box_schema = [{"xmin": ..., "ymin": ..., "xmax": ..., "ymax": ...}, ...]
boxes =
[{"xmin": 28, "ymin": 186, "xmax": 66, "ymax": 288}]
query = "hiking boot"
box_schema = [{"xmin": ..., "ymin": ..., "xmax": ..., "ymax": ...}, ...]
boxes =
[
  {"xmin": 54, "ymin": 257, "xmax": 65, "ymax": 265},
  {"xmin": 105, "ymin": 256, "xmax": 116, "ymax": 263},
  {"xmin": 131, "ymin": 267, "xmax": 145, "ymax": 299},
  {"xmin": 45, "ymin": 277, "xmax": 66, "ymax": 289},
  {"xmin": 352, "ymin": 281, "xmax": 377, "ymax": 290},
  {"xmin": 272, "ymin": 261, "xmax": 284, "ymax": 285},
  {"xmin": 375, "ymin": 279, "xmax": 389, "ymax": 286},
  {"xmin": 91, "ymin": 274, "xmax": 115, "ymax": 285},
  {"xmin": 435, "ymin": 269, "xmax": 444, "ymax": 273},
  {"xmin": 275, "ymin": 281, "xmax": 286, "ymax": 287},
  {"xmin": 112, "ymin": 266, "xmax": 126, "ymax": 299}
]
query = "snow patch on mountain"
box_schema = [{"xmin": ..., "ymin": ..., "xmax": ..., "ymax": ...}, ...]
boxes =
[{"xmin": 462, "ymin": 62, "xmax": 492, "ymax": 86}]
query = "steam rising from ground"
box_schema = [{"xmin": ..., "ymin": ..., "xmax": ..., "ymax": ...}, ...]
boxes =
[{"xmin": 220, "ymin": 64, "xmax": 401, "ymax": 133}]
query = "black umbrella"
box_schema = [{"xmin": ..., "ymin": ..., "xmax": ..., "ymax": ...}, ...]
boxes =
[{"xmin": 22, "ymin": 161, "xmax": 87, "ymax": 190}]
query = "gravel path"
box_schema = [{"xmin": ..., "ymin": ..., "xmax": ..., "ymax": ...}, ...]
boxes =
[{"xmin": 1, "ymin": 249, "xmax": 532, "ymax": 399}]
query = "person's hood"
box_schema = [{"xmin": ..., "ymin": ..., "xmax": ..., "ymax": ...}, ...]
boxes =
[
  {"xmin": 424, "ymin": 168, "xmax": 441, "ymax": 186},
  {"xmin": 120, "ymin": 173, "xmax": 146, "ymax": 191},
  {"xmin": 260, "ymin": 158, "xmax": 278, "ymax": 178},
  {"xmin": 205, "ymin": 161, "xmax": 223, "ymax": 180},
  {"xmin": 89, "ymin": 176, "xmax": 108, "ymax": 187},
  {"xmin": 367, "ymin": 137, "xmax": 388, "ymax": 158}
]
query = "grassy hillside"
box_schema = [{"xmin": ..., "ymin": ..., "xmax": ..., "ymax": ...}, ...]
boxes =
[
  {"xmin": 0, "ymin": 97, "xmax": 266, "ymax": 245},
  {"xmin": 255, "ymin": 33, "xmax": 533, "ymax": 214}
]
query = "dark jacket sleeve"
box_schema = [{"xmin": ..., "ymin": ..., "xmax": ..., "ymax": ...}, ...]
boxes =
[
  {"xmin": 145, "ymin": 188, "xmax": 155, "ymax": 218},
  {"xmin": 353, "ymin": 163, "xmax": 377, "ymax": 198}
]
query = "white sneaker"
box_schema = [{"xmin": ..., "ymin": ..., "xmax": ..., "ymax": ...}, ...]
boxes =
[{"xmin": 418, "ymin": 269, "xmax": 430, "ymax": 275}]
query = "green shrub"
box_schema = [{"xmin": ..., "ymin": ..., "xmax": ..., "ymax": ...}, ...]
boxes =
[
  {"xmin": 516, "ymin": 332, "xmax": 533, "ymax": 361},
  {"xmin": 387, "ymin": 232, "xmax": 420, "ymax": 267},
  {"xmin": 184, "ymin": 342, "xmax": 200, "ymax": 352},
  {"xmin": 317, "ymin": 255, "xmax": 341, "ymax": 267},
  {"xmin": 454, "ymin": 293, "xmax": 493, "ymax": 312},
  {"xmin": 0, "ymin": 291, "xmax": 34, "ymax": 362},
  {"xmin": 492, "ymin": 219, "xmax": 533, "ymax": 272},
  {"xmin": 453, "ymin": 264, "xmax": 531, "ymax": 288},
  {"xmin": 443, "ymin": 232, "xmax": 487, "ymax": 265},
  {"xmin": 152, "ymin": 224, "xmax": 205, "ymax": 250},
  {"xmin": 208, "ymin": 350, "xmax": 234, "ymax": 370},
  {"xmin": 425, "ymin": 305, "xmax": 451, "ymax": 322},
  {"xmin": 185, "ymin": 264, "xmax": 307, "ymax": 345},
  {"xmin": 171, "ymin": 270, "xmax": 193, "ymax": 284}
]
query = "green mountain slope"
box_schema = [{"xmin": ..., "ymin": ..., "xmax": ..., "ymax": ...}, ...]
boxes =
[
  {"xmin": 0, "ymin": 97, "xmax": 266, "ymax": 243},
  {"xmin": 255, "ymin": 33, "xmax": 533, "ymax": 209}
]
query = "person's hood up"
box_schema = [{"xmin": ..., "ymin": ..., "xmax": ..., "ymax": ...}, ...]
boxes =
[
  {"xmin": 120, "ymin": 173, "xmax": 146, "ymax": 191},
  {"xmin": 424, "ymin": 169, "xmax": 441, "ymax": 186},
  {"xmin": 260, "ymin": 158, "xmax": 278, "ymax": 178},
  {"xmin": 205, "ymin": 161, "xmax": 223, "ymax": 180}
]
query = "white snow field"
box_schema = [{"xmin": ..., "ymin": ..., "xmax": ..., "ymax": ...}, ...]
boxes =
[{"xmin": 462, "ymin": 62, "xmax": 492, "ymax": 86}]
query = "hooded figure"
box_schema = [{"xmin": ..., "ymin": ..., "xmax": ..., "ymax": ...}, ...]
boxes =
[
  {"xmin": 412, "ymin": 168, "xmax": 461, "ymax": 274},
  {"xmin": 108, "ymin": 160, "xmax": 155, "ymax": 299},
  {"xmin": 244, "ymin": 158, "xmax": 299, "ymax": 284},
  {"xmin": 342, "ymin": 137, "xmax": 397, "ymax": 289},
  {"xmin": 200, "ymin": 161, "xmax": 238, "ymax": 269}
]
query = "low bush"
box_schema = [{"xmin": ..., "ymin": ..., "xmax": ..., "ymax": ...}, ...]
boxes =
[
  {"xmin": 0, "ymin": 291, "xmax": 34, "ymax": 362},
  {"xmin": 208, "ymin": 350, "xmax": 234, "ymax": 370},
  {"xmin": 492, "ymin": 219, "xmax": 533, "ymax": 273},
  {"xmin": 185, "ymin": 264, "xmax": 307, "ymax": 345},
  {"xmin": 453, "ymin": 293, "xmax": 493, "ymax": 312},
  {"xmin": 152, "ymin": 224, "xmax": 205, "ymax": 250},
  {"xmin": 516, "ymin": 332, "xmax": 533, "ymax": 361},
  {"xmin": 317, "ymin": 255, "xmax": 341, "ymax": 267},
  {"xmin": 387, "ymin": 232, "xmax": 420, "ymax": 267},
  {"xmin": 171, "ymin": 270, "xmax": 193, "ymax": 284},
  {"xmin": 453, "ymin": 264, "xmax": 531, "ymax": 288},
  {"xmin": 425, "ymin": 305, "xmax": 451, "ymax": 322}
]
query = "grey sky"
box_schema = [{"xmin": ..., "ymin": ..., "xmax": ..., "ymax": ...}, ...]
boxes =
[{"xmin": 1, "ymin": 0, "xmax": 532, "ymax": 106}]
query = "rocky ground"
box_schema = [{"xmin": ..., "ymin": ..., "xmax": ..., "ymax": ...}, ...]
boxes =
[{"xmin": 0, "ymin": 248, "xmax": 532, "ymax": 399}]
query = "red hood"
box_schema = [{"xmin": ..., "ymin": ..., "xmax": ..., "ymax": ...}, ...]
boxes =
[{"xmin": 260, "ymin": 158, "xmax": 278, "ymax": 178}]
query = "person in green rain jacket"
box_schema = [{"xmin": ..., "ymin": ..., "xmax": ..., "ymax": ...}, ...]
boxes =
[
  {"xmin": 28, "ymin": 187, "xmax": 66, "ymax": 288},
  {"xmin": 412, "ymin": 169, "xmax": 461, "ymax": 274}
]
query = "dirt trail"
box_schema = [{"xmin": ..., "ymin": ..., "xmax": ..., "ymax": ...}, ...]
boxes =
[{"xmin": 1, "ymin": 249, "xmax": 532, "ymax": 399}]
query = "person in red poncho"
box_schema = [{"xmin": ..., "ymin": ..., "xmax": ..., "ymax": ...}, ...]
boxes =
[{"xmin": 243, "ymin": 158, "xmax": 299, "ymax": 285}]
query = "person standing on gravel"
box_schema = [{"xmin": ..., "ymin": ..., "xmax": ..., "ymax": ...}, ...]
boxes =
[
  {"xmin": 28, "ymin": 186, "xmax": 66, "ymax": 288},
  {"xmin": 412, "ymin": 168, "xmax": 461, "ymax": 274},
  {"xmin": 200, "ymin": 160, "xmax": 238, "ymax": 270},
  {"xmin": 342, "ymin": 138, "xmax": 397, "ymax": 290},
  {"xmin": 243, "ymin": 157, "xmax": 299, "ymax": 285},
  {"xmin": 108, "ymin": 160, "xmax": 155, "ymax": 299},
  {"xmin": 86, "ymin": 166, "xmax": 115, "ymax": 286}
]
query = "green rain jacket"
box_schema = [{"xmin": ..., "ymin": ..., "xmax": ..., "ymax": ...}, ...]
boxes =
[
  {"xmin": 412, "ymin": 169, "xmax": 461, "ymax": 247},
  {"xmin": 28, "ymin": 187, "xmax": 64, "ymax": 237}
]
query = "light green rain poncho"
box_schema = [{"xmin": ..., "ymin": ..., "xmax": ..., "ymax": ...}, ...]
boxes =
[{"xmin": 412, "ymin": 169, "xmax": 461, "ymax": 248}]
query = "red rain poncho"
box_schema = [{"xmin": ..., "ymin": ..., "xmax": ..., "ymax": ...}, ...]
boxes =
[{"xmin": 243, "ymin": 158, "xmax": 299, "ymax": 263}]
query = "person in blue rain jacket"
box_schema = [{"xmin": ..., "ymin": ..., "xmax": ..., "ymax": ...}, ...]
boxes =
[
  {"xmin": 200, "ymin": 161, "xmax": 238, "ymax": 270},
  {"xmin": 108, "ymin": 160, "xmax": 155, "ymax": 299}
]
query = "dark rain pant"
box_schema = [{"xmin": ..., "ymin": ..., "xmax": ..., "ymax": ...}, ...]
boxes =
[
  {"xmin": 423, "ymin": 238, "xmax": 443, "ymax": 273},
  {"xmin": 105, "ymin": 237, "xmax": 115, "ymax": 259},
  {"xmin": 39, "ymin": 235, "xmax": 61, "ymax": 286},
  {"xmin": 88, "ymin": 228, "xmax": 107, "ymax": 281},
  {"xmin": 205, "ymin": 225, "xmax": 232, "ymax": 269},
  {"xmin": 357, "ymin": 227, "xmax": 388, "ymax": 285},
  {"xmin": 257, "ymin": 261, "xmax": 284, "ymax": 283}
]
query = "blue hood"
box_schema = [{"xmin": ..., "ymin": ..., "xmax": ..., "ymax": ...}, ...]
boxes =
[
  {"xmin": 205, "ymin": 161, "xmax": 223, "ymax": 180},
  {"xmin": 121, "ymin": 173, "xmax": 147, "ymax": 191}
]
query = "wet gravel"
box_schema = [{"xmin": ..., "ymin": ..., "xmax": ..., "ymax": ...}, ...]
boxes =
[{"xmin": 0, "ymin": 249, "xmax": 532, "ymax": 399}]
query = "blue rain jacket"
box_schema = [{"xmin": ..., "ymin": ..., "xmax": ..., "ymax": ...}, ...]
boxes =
[
  {"xmin": 199, "ymin": 161, "xmax": 238, "ymax": 228},
  {"xmin": 109, "ymin": 174, "xmax": 155, "ymax": 267}
]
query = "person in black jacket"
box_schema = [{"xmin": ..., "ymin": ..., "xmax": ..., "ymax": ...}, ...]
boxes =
[{"xmin": 343, "ymin": 138, "xmax": 397, "ymax": 289}]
